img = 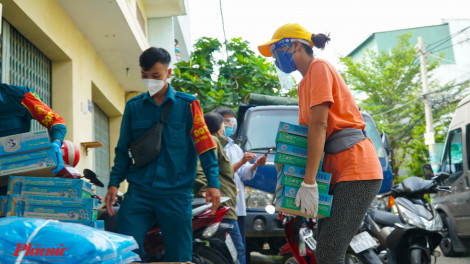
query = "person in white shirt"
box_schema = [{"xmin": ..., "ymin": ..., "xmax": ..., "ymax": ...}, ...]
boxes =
[{"xmin": 214, "ymin": 107, "xmax": 267, "ymax": 253}]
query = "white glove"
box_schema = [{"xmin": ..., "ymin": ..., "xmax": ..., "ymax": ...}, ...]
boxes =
[{"xmin": 295, "ymin": 182, "xmax": 319, "ymax": 217}]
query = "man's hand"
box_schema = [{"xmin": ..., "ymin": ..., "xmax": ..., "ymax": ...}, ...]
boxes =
[
  {"xmin": 254, "ymin": 154, "xmax": 267, "ymax": 166},
  {"xmin": 51, "ymin": 140, "xmax": 64, "ymax": 173},
  {"xmin": 251, "ymin": 153, "xmax": 268, "ymax": 171},
  {"xmin": 105, "ymin": 186, "xmax": 118, "ymax": 216},
  {"xmin": 205, "ymin": 187, "xmax": 221, "ymax": 214},
  {"xmin": 241, "ymin": 152, "xmax": 256, "ymax": 163}
]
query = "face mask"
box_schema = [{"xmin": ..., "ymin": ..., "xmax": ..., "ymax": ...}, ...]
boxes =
[
  {"xmin": 143, "ymin": 79, "xmax": 165, "ymax": 96},
  {"xmin": 274, "ymin": 48, "xmax": 297, "ymax": 74},
  {"xmin": 225, "ymin": 126, "xmax": 234, "ymax": 137}
]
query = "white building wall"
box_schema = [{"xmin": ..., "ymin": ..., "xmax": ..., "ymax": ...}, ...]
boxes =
[
  {"xmin": 431, "ymin": 19, "xmax": 470, "ymax": 86},
  {"xmin": 174, "ymin": 15, "xmax": 191, "ymax": 61},
  {"xmin": 148, "ymin": 17, "xmax": 177, "ymax": 68}
]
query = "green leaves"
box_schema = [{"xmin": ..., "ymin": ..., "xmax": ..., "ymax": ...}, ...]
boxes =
[
  {"xmin": 171, "ymin": 37, "xmax": 296, "ymax": 112},
  {"xmin": 340, "ymin": 32, "xmax": 468, "ymax": 180}
]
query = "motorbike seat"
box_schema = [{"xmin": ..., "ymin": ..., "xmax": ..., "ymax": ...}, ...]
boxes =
[{"xmin": 369, "ymin": 209, "xmax": 401, "ymax": 227}]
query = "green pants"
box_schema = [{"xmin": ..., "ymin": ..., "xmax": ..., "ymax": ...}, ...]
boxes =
[{"xmin": 118, "ymin": 190, "xmax": 193, "ymax": 261}]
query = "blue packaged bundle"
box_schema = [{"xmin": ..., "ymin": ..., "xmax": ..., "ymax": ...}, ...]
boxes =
[{"xmin": 0, "ymin": 217, "xmax": 140, "ymax": 264}]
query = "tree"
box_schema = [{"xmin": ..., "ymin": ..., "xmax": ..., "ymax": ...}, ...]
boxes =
[
  {"xmin": 171, "ymin": 37, "xmax": 296, "ymax": 112},
  {"xmin": 340, "ymin": 32, "xmax": 468, "ymax": 180}
]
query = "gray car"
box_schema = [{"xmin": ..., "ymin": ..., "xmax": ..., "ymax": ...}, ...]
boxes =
[{"xmin": 431, "ymin": 95, "xmax": 470, "ymax": 257}]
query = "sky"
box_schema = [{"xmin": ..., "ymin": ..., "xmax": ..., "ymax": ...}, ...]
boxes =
[{"xmin": 187, "ymin": 0, "xmax": 470, "ymax": 69}]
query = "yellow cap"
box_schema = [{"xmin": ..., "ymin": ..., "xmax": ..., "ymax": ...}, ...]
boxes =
[{"xmin": 258, "ymin": 23, "xmax": 313, "ymax": 57}]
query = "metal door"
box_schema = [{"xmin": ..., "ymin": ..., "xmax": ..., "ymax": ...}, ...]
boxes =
[
  {"xmin": 1, "ymin": 19, "xmax": 52, "ymax": 132},
  {"xmin": 93, "ymin": 103, "xmax": 110, "ymax": 198}
]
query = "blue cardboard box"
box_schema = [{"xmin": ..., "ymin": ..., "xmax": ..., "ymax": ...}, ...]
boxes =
[
  {"xmin": 278, "ymin": 122, "xmax": 308, "ymax": 137},
  {"xmin": 277, "ymin": 165, "xmax": 331, "ymax": 194},
  {"xmin": 0, "ymin": 130, "xmax": 50, "ymax": 156},
  {"xmin": 7, "ymin": 176, "xmax": 92, "ymax": 198},
  {"xmin": 276, "ymin": 131, "xmax": 308, "ymax": 148},
  {"xmin": 0, "ymin": 147, "xmax": 58, "ymax": 177},
  {"xmin": 275, "ymin": 185, "xmax": 333, "ymax": 218},
  {"xmin": 276, "ymin": 143, "xmax": 308, "ymax": 159},
  {"xmin": 60, "ymin": 220, "xmax": 105, "ymax": 230},
  {"xmin": 5, "ymin": 195, "xmax": 99, "ymax": 220}
]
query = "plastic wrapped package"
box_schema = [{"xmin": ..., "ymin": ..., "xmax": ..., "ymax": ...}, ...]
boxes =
[{"xmin": 0, "ymin": 217, "xmax": 140, "ymax": 264}]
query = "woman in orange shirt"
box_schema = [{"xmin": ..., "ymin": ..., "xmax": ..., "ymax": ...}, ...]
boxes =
[{"xmin": 259, "ymin": 24, "xmax": 383, "ymax": 263}]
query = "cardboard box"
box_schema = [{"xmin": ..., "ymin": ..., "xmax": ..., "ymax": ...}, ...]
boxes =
[
  {"xmin": 0, "ymin": 146, "xmax": 58, "ymax": 177},
  {"xmin": 277, "ymin": 165, "xmax": 331, "ymax": 194},
  {"xmin": 276, "ymin": 143, "xmax": 308, "ymax": 159},
  {"xmin": 276, "ymin": 131, "xmax": 308, "ymax": 148},
  {"xmin": 0, "ymin": 195, "xmax": 6, "ymax": 217},
  {"xmin": 278, "ymin": 122, "xmax": 308, "ymax": 137},
  {"xmin": 5, "ymin": 195, "xmax": 99, "ymax": 220},
  {"xmin": 274, "ymin": 153, "xmax": 307, "ymax": 167},
  {"xmin": 7, "ymin": 176, "xmax": 92, "ymax": 198},
  {"xmin": 60, "ymin": 220, "xmax": 105, "ymax": 230},
  {"xmin": 275, "ymin": 185, "xmax": 333, "ymax": 218},
  {"xmin": 0, "ymin": 130, "xmax": 50, "ymax": 156}
]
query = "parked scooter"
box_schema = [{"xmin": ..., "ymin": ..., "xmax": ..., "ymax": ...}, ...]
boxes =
[
  {"xmin": 347, "ymin": 172, "xmax": 451, "ymax": 264},
  {"xmin": 345, "ymin": 196, "xmax": 390, "ymax": 264}
]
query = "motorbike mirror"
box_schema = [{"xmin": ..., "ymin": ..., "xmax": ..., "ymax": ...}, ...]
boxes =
[
  {"xmin": 381, "ymin": 132, "xmax": 391, "ymax": 156},
  {"xmin": 83, "ymin": 169, "xmax": 105, "ymax": 187},
  {"xmin": 422, "ymin": 164, "xmax": 434, "ymax": 180}
]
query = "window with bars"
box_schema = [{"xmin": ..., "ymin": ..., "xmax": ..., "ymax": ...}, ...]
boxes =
[
  {"xmin": 93, "ymin": 102, "xmax": 110, "ymax": 198},
  {"xmin": 1, "ymin": 19, "xmax": 52, "ymax": 133}
]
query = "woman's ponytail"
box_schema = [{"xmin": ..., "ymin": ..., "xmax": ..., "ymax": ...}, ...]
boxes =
[{"xmin": 311, "ymin": 33, "xmax": 331, "ymax": 50}]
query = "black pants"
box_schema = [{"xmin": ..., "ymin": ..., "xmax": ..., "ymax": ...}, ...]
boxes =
[{"xmin": 316, "ymin": 179, "xmax": 382, "ymax": 264}]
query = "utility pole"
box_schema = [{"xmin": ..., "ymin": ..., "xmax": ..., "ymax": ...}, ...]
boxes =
[{"xmin": 416, "ymin": 36, "xmax": 438, "ymax": 172}]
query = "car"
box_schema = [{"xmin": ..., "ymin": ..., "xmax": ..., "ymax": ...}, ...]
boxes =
[
  {"xmin": 234, "ymin": 94, "xmax": 393, "ymax": 261},
  {"xmin": 429, "ymin": 95, "xmax": 470, "ymax": 257}
]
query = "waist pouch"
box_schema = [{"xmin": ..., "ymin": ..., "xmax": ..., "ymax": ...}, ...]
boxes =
[
  {"xmin": 128, "ymin": 100, "xmax": 173, "ymax": 167},
  {"xmin": 324, "ymin": 128, "xmax": 367, "ymax": 154}
]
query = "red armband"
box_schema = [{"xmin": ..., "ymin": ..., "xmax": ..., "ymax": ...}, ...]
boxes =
[
  {"xmin": 190, "ymin": 100, "xmax": 216, "ymax": 155},
  {"xmin": 21, "ymin": 92, "xmax": 66, "ymax": 130}
]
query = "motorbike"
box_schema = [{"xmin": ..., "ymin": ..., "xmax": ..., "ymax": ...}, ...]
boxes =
[
  {"xmin": 143, "ymin": 197, "xmax": 238, "ymax": 264},
  {"xmin": 278, "ymin": 213, "xmax": 317, "ymax": 264},
  {"xmin": 347, "ymin": 172, "xmax": 451, "ymax": 264},
  {"xmin": 345, "ymin": 196, "xmax": 390, "ymax": 264}
]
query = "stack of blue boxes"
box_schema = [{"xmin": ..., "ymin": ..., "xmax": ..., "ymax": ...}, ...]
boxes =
[
  {"xmin": 0, "ymin": 131, "xmax": 103, "ymax": 229},
  {"xmin": 274, "ymin": 122, "xmax": 334, "ymax": 218},
  {"xmin": 0, "ymin": 176, "xmax": 104, "ymax": 229},
  {"xmin": 0, "ymin": 130, "xmax": 58, "ymax": 179}
]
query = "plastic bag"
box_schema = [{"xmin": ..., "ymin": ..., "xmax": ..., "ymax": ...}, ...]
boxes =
[{"xmin": 0, "ymin": 217, "xmax": 140, "ymax": 264}]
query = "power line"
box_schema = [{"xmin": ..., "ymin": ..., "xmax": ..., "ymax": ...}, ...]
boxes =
[
  {"xmin": 430, "ymin": 37, "xmax": 470, "ymax": 54},
  {"xmin": 425, "ymin": 52, "xmax": 455, "ymax": 64},
  {"xmin": 426, "ymin": 25, "xmax": 470, "ymax": 52}
]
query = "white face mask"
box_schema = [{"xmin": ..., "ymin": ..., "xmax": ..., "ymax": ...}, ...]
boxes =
[{"xmin": 143, "ymin": 79, "xmax": 165, "ymax": 96}]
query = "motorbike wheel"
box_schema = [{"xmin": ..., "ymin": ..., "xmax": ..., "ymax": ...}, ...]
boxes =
[
  {"xmin": 410, "ymin": 248, "xmax": 429, "ymax": 264},
  {"xmin": 194, "ymin": 245, "xmax": 231, "ymax": 264},
  {"xmin": 439, "ymin": 213, "xmax": 459, "ymax": 257},
  {"xmin": 281, "ymin": 253, "xmax": 299, "ymax": 264}
]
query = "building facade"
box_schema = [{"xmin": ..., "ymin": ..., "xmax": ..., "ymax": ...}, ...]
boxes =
[
  {"xmin": 347, "ymin": 19, "xmax": 470, "ymax": 86},
  {"xmin": 0, "ymin": 0, "xmax": 191, "ymax": 196}
]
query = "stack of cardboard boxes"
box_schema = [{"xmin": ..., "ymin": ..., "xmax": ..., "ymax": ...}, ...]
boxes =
[
  {"xmin": 0, "ymin": 131, "xmax": 103, "ymax": 229},
  {"xmin": 274, "ymin": 122, "xmax": 334, "ymax": 219}
]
